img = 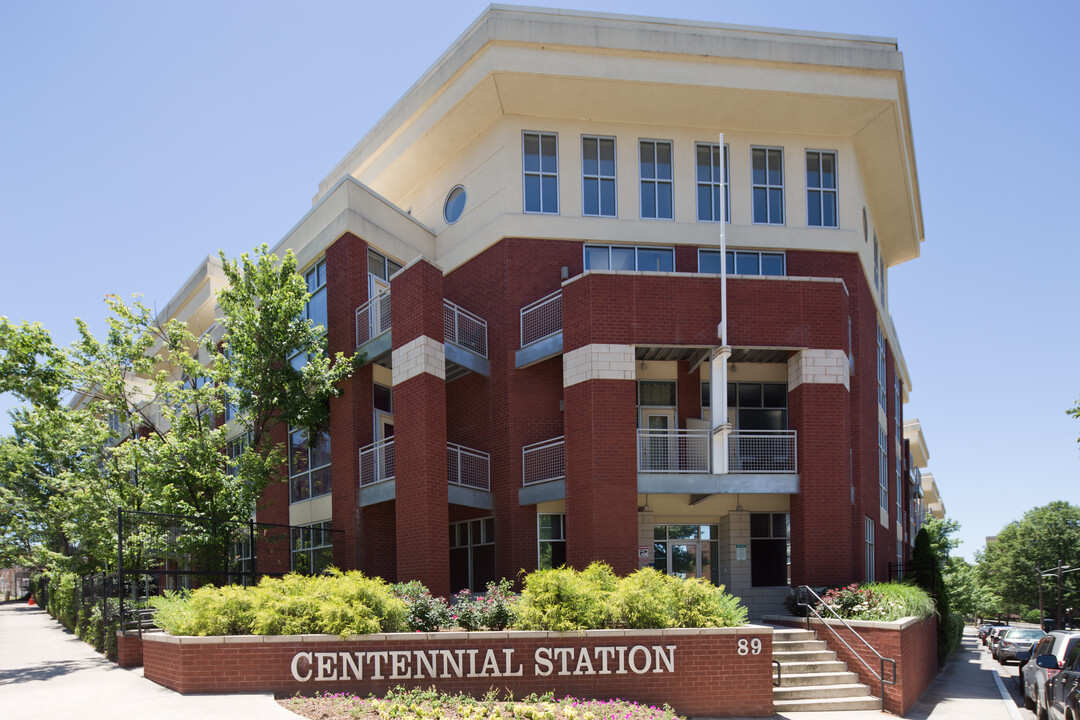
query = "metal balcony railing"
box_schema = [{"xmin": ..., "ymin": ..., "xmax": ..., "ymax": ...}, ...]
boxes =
[
  {"xmin": 444, "ymin": 300, "xmax": 487, "ymax": 357},
  {"xmin": 355, "ymin": 288, "xmax": 392, "ymax": 347},
  {"xmin": 520, "ymin": 290, "xmax": 562, "ymax": 347},
  {"xmin": 727, "ymin": 430, "xmax": 797, "ymax": 473},
  {"xmin": 358, "ymin": 438, "xmax": 395, "ymax": 487},
  {"xmin": 637, "ymin": 429, "xmax": 711, "ymax": 473},
  {"xmin": 522, "ymin": 436, "xmax": 565, "ymax": 486},
  {"xmin": 447, "ymin": 443, "xmax": 490, "ymax": 491}
]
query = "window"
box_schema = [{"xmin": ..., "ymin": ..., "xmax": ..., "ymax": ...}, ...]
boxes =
[
  {"xmin": 806, "ymin": 151, "xmax": 837, "ymax": 227},
  {"xmin": 443, "ymin": 185, "xmax": 466, "ymax": 224},
  {"xmin": 226, "ymin": 436, "xmax": 246, "ymax": 478},
  {"xmin": 638, "ymin": 381, "xmax": 676, "ymax": 407},
  {"xmin": 873, "ymin": 234, "xmax": 880, "ymax": 292},
  {"xmin": 230, "ymin": 537, "xmax": 254, "ymax": 585},
  {"xmin": 523, "ymin": 132, "xmax": 558, "ymax": 214},
  {"xmin": 639, "ymin": 140, "xmax": 673, "ymax": 219},
  {"xmin": 582, "ymin": 136, "xmax": 616, "ymax": 217},
  {"xmin": 895, "ymin": 375, "xmax": 902, "ymax": 520},
  {"xmin": 698, "ymin": 249, "xmax": 785, "ymax": 276},
  {"xmin": 368, "ymin": 248, "xmax": 403, "ymax": 284},
  {"xmin": 289, "ymin": 259, "xmax": 328, "ymax": 371},
  {"xmin": 728, "ymin": 382, "xmax": 787, "ymax": 430},
  {"xmin": 696, "ymin": 143, "xmax": 729, "ymax": 222},
  {"xmin": 538, "ymin": 514, "xmax": 566, "ymax": 570},
  {"xmin": 653, "ymin": 524, "xmax": 720, "ymax": 584},
  {"xmin": 750, "ymin": 514, "xmax": 789, "ymax": 587},
  {"xmin": 751, "ymin": 147, "xmax": 784, "ymax": 224},
  {"xmin": 865, "ymin": 517, "xmax": 875, "ymax": 581},
  {"xmin": 877, "ymin": 324, "xmax": 887, "ymax": 413},
  {"xmin": 584, "ymin": 244, "xmax": 673, "ymax": 272},
  {"xmin": 879, "ymin": 426, "xmax": 888, "ymax": 513},
  {"xmin": 291, "ymin": 521, "xmax": 333, "ymax": 574},
  {"xmin": 289, "ymin": 428, "xmax": 331, "ymax": 503},
  {"xmin": 449, "ymin": 517, "xmax": 496, "ymax": 592}
]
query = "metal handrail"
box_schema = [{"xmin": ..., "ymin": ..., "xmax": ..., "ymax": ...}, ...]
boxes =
[
  {"xmin": 520, "ymin": 289, "xmax": 563, "ymax": 347},
  {"xmin": 444, "ymin": 299, "xmax": 488, "ymax": 357},
  {"xmin": 772, "ymin": 659, "xmax": 782, "ymax": 687},
  {"xmin": 522, "ymin": 436, "xmax": 565, "ymax": 486},
  {"xmin": 794, "ymin": 585, "xmax": 897, "ymax": 711},
  {"xmin": 447, "ymin": 442, "xmax": 490, "ymax": 491}
]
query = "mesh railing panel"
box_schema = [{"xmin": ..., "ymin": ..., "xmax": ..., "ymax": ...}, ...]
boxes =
[
  {"xmin": 522, "ymin": 436, "xmax": 566, "ymax": 485},
  {"xmin": 444, "ymin": 300, "xmax": 487, "ymax": 357},
  {"xmin": 355, "ymin": 288, "xmax": 392, "ymax": 347},
  {"xmin": 637, "ymin": 429, "xmax": 710, "ymax": 473},
  {"xmin": 520, "ymin": 290, "xmax": 562, "ymax": 347},
  {"xmin": 728, "ymin": 430, "xmax": 797, "ymax": 473},
  {"xmin": 447, "ymin": 443, "xmax": 490, "ymax": 490},
  {"xmin": 358, "ymin": 438, "xmax": 395, "ymax": 487}
]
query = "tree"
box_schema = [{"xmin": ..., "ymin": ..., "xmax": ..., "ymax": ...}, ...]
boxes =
[
  {"xmin": 978, "ymin": 502, "xmax": 1080, "ymax": 627},
  {"xmin": 923, "ymin": 517, "xmax": 961, "ymax": 562}
]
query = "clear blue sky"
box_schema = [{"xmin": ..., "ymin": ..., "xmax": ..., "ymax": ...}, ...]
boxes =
[{"xmin": 2, "ymin": 1, "xmax": 1078, "ymax": 563}]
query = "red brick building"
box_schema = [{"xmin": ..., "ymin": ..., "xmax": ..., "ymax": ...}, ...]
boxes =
[{"xmin": 179, "ymin": 7, "xmax": 928, "ymax": 617}]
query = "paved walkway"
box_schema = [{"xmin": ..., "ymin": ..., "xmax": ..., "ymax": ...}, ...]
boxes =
[
  {"xmin": 0, "ymin": 602, "xmax": 298, "ymax": 719},
  {"xmin": 0, "ymin": 602, "xmax": 1029, "ymax": 719}
]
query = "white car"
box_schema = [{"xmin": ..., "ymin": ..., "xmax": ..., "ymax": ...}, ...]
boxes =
[{"xmin": 1019, "ymin": 630, "xmax": 1080, "ymax": 719}]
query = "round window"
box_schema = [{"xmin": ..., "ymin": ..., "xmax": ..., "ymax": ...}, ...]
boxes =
[{"xmin": 443, "ymin": 185, "xmax": 466, "ymax": 224}]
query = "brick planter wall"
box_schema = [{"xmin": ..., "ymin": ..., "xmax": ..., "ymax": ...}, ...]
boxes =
[
  {"xmin": 116, "ymin": 631, "xmax": 144, "ymax": 668},
  {"xmin": 766, "ymin": 614, "xmax": 937, "ymax": 716},
  {"xmin": 142, "ymin": 626, "xmax": 775, "ymax": 717}
]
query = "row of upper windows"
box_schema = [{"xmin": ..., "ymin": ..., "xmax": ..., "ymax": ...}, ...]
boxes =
[
  {"xmin": 585, "ymin": 244, "xmax": 785, "ymax": 277},
  {"xmin": 523, "ymin": 132, "xmax": 838, "ymax": 228}
]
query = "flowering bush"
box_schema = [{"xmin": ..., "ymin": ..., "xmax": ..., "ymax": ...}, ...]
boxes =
[
  {"xmin": 815, "ymin": 582, "xmax": 935, "ymax": 621},
  {"xmin": 451, "ymin": 579, "xmax": 517, "ymax": 631},
  {"xmin": 391, "ymin": 580, "xmax": 452, "ymax": 632}
]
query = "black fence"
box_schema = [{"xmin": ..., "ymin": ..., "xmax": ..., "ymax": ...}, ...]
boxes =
[{"xmin": 887, "ymin": 558, "xmax": 937, "ymax": 593}]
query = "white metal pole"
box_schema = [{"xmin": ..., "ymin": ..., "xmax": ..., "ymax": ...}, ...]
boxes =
[{"xmin": 711, "ymin": 133, "xmax": 732, "ymax": 474}]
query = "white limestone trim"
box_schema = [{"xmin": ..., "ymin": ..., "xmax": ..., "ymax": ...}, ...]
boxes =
[
  {"xmin": 563, "ymin": 344, "xmax": 635, "ymax": 387},
  {"xmin": 787, "ymin": 349, "xmax": 850, "ymax": 392},
  {"xmin": 392, "ymin": 335, "xmax": 445, "ymax": 384}
]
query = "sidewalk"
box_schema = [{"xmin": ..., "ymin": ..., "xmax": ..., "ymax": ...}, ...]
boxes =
[{"xmin": 0, "ymin": 602, "xmax": 299, "ymax": 719}]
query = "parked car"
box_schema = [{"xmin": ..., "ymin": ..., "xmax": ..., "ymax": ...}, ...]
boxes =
[
  {"xmin": 1041, "ymin": 639, "xmax": 1080, "ymax": 720},
  {"xmin": 980, "ymin": 623, "xmax": 1006, "ymax": 644},
  {"xmin": 1019, "ymin": 630, "xmax": 1080, "ymax": 719},
  {"xmin": 998, "ymin": 628, "xmax": 1046, "ymax": 664},
  {"xmin": 987, "ymin": 626, "xmax": 1011, "ymax": 657}
]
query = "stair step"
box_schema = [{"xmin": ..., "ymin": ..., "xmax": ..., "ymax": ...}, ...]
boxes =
[
  {"xmin": 773, "ymin": 639, "xmax": 830, "ymax": 652},
  {"xmin": 772, "ymin": 628, "xmax": 816, "ymax": 642},
  {"xmin": 774, "ymin": 660, "xmax": 848, "ymax": 674},
  {"xmin": 773, "ymin": 696, "xmax": 882, "ymax": 712},
  {"xmin": 774, "ymin": 683, "xmax": 873, "ymax": 700},
  {"xmin": 773, "ymin": 670, "xmax": 861, "ymax": 687},
  {"xmin": 773, "ymin": 649, "xmax": 837, "ymax": 662}
]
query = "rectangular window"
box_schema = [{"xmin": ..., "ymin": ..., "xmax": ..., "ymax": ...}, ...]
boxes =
[
  {"xmin": 751, "ymin": 147, "xmax": 784, "ymax": 224},
  {"xmin": 806, "ymin": 150, "xmax": 837, "ymax": 227},
  {"xmin": 895, "ymin": 375, "xmax": 902, "ymax": 520},
  {"xmin": 368, "ymin": 249, "xmax": 403, "ymax": 282},
  {"xmin": 584, "ymin": 244, "xmax": 673, "ymax": 272},
  {"xmin": 523, "ymin": 132, "xmax": 558, "ymax": 214},
  {"xmin": 699, "ymin": 249, "xmax": 785, "ymax": 276},
  {"xmin": 289, "ymin": 258, "xmax": 328, "ymax": 371},
  {"xmin": 582, "ymin": 136, "xmax": 616, "ymax": 217},
  {"xmin": 728, "ymin": 382, "xmax": 788, "ymax": 430},
  {"xmin": 637, "ymin": 381, "xmax": 677, "ymax": 407},
  {"xmin": 538, "ymin": 513, "xmax": 566, "ymax": 570},
  {"xmin": 879, "ymin": 426, "xmax": 888, "ymax": 512},
  {"xmin": 226, "ymin": 436, "xmax": 246, "ymax": 478},
  {"xmin": 291, "ymin": 520, "xmax": 333, "ymax": 574},
  {"xmin": 639, "ymin": 140, "xmax": 673, "ymax": 219},
  {"xmin": 877, "ymin": 324, "xmax": 887, "ymax": 413},
  {"xmin": 865, "ymin": 517, "xmax": 875, "ymax": 581},
  {"xmin": 653, "ymin": 524, "xmax": 720, "ymax": 585},
  {"xmin": 696, "ymin": 143, "xmax": 729, "ymax": 222},
  {"xmin": 289, "ymin": 428, "xmax": 331, "ymax": 503},
  {"xmin": 449, "ymin": 517, "xmax": 496, "ymax": 592},
  {"xmin": 750, "ymin": 513, "xmax": 790, "ymax": 587}
]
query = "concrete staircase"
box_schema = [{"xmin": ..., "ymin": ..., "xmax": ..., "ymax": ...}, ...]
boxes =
[{"xmin": 772, "ymin": 627, "xmax": 881, "ymax": 712}]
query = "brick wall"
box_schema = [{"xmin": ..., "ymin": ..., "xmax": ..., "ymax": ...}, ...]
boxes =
[
  {"xmin": 116, "ymin": 632, "xmax": 143, "ymax": 668},
  {"xmin": 770, "ymin": 615, "xmax": 938, "ymax": 716},
  {"xmin": 142, "ymin": 627, "xmax": 775, "ymax": 717}
]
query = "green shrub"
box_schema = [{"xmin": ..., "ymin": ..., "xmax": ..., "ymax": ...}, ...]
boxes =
[
  {"xmin": 150, "ymin": 569, "xmax": 407, "ymax": 637},
  {"xmin": 670, "ymin": 575, "xmax": 748, "ymax": 628},
  {"xmin": 391, "ymin": 580, "xmax": 452, "ymax": 632},
  {"xmin": 817, "ymin": 582, "xmax": 935, "ymax": 622},
  {"xmin": 613, "ymin": 568, "xmax": 676, "ymax": 628},
  {"xmin": 451, "ymin": 579, "xmax": 518, "ymax": 631},
  {"xmin": 514, "ymin": 563, "xmax": 615, "ymax": 631}
]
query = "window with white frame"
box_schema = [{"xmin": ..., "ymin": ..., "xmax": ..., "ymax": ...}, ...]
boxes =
[
  {"xmin": 523, "ymin": 132, "xmax": 558, "ymax": 214},
  {"xmin": 865, "ymin": 517, "xmax": 875, "ymax": 581},
  {"xmin": 895, "ymin": 375, "xmax": 902, "ymax": 520},
  {"xmin": 450, "ymin": 517, "xmax": 496, "ymax": 592},
  {"xmin": 639, "ymin": 140, "xmax": 673, "ymax": 219},
  {"xmin": 877, "ymin": 324, "xmax": 887, "ymax": 413},
  {"xmin": 696, "ymin": 143, "xmax": 729, "ymax": 222},
  {"xmin": 873, "ymin": 234, "xmax": 880, "ymax": 292},
  {"xmin": 289, "ymin": 259, "xmax": 327, "ymax": 371},
  {"xmin": 584, "ymin": 244, "xmax": 673, "ymax": 272},
  {"xmin": 538, "ymin": 513, "xmax": 566, "ymax": 570},
  {"xmin": 289, "ymin": 427, "xmax": 331, "ymax": 503},
  {"xmin": 879, "ymin": 426, "xmax": 888, "ymax": 513},
  {"xmin": 654, "ymin": 524, "xmax": 721, "ymax": 585},
  {"xmin": 291, "ymin": 521, "xmax": 333, "ymax": 574},
  {"xmin": 582, "ymin": 136, "xmax": 616, "ymax": 217},
  {"xmin": 806, "ymin": 150, "xmax": 838, "ymax": 227},
  {"xmin": 368, "ymin": 248, "xmax": 403, "ymax": 284},
  {"xmin": 698, "ymin": 249, "xmax": 784, "ymax": 276},
  {"xmin": 751, "ymin": 147, "xmax": 784, "ymax": 224},
  {"xmin": 227, "ymin": 436, "xmax": 246, "ymax": 478}
]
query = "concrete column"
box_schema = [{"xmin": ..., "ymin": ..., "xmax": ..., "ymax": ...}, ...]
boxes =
[
  {"xmin": 390, "ymin": 258, "xmax": 450, "ymax": 597},
  {"xmin": 709, "ymin": 346, "xmax": 732, "ymax": 474}
]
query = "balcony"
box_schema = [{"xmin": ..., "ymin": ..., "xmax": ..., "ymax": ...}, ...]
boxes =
[
  {"xmin": 358, "ymin": 438, "xmax": 492, "ymax": 509},
  {"xmin": 519, "ymin": 436, "xmax": 565, "ymax": 505},
  {"xmin": 516, "ymin": 290, "xmax": 563, "ymax": 368},
  {"xmin": 354, "ymin": 290, "xmax": 489, "ymax": 378}
]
